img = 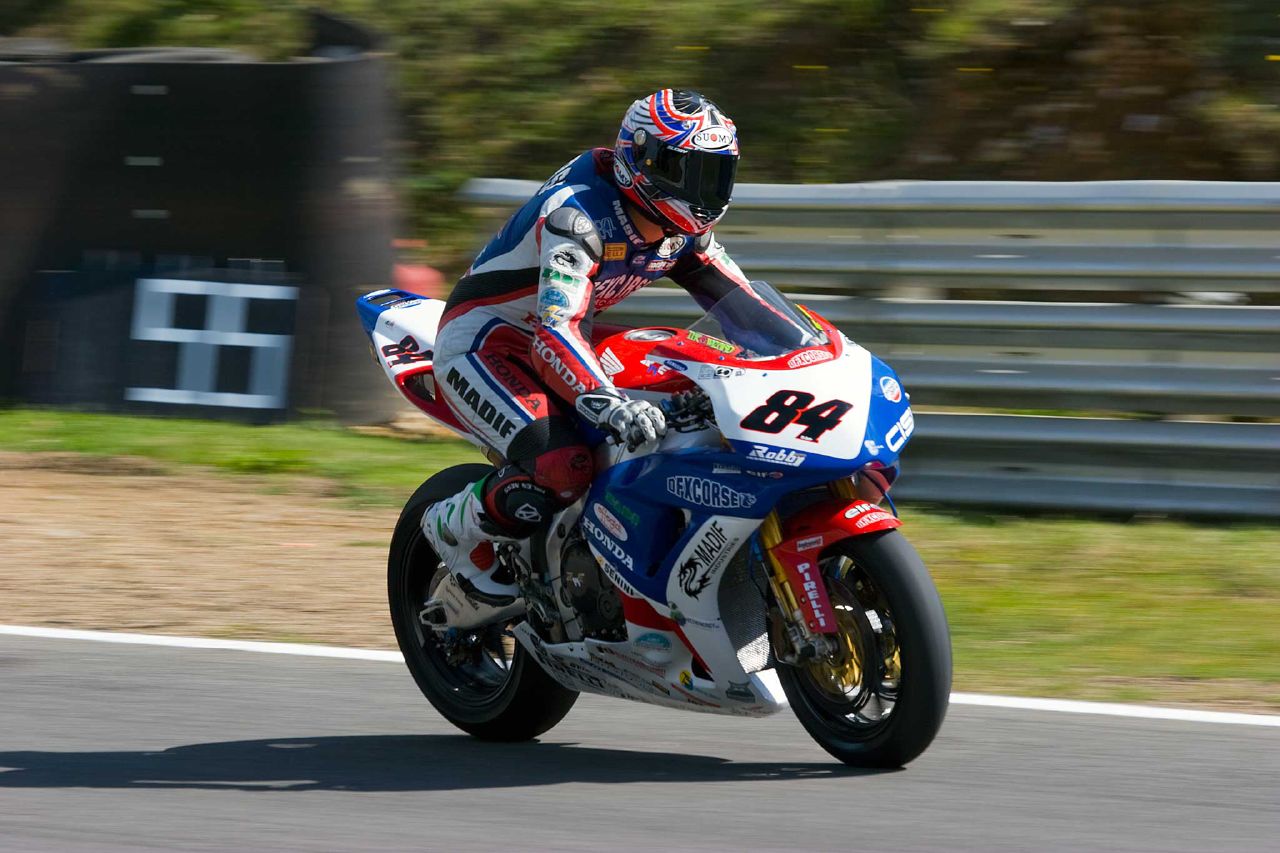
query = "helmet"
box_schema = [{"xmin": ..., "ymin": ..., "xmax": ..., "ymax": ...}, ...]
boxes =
[{"xmin": 614, "ymin": 89, "xmax": 739, "ymax": 236}]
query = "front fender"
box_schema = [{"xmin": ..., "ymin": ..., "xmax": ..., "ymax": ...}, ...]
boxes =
[
  {"xmin": 780, "ymin": 498, "xmax": 900, "ymax": 556},
  {"xmin": 766, "ymin": 498, "xmax": 900, "ymax": 635}
]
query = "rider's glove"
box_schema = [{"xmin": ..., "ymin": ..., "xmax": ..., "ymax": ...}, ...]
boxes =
[{"xmin": 576, "ymin": 389, "xmax": 667, "ymax": 450}]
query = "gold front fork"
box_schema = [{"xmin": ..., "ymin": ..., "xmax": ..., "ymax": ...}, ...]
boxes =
[
  {"xmin": 829, "ymin": 476, "xmax": 858, "ymax": 500},
  {"xmin": 759, "ymin": 512, "xmax": 803, "ymax": 622},
  {"xmin": 762, "ymin": 478, "xmax": 859, "ymax": 661}
]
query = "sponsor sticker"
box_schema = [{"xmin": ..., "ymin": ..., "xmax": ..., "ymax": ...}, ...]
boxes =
[
  {"xmin": 855, "ymin": 510, "xmax": 894, "ymax": 529},
  {"xmin": 646, "ymin": 259, "xmax": 675, "ymax": 272},
  {"xmin": 444, "ymin": 367, "xmax": 517, "ymax": 439},
  {"xmin": 843, "ymin": 501, "xmax": 895, "ymax": 529},
  {"xmin": 793, "ymin": 560, "xmax": 832, "ymax": 630},
  {"xmin": 594, "ymin": 272, "xmax": 649, "ymax": 304},
  {"xmin": 796, "ymin": 535, "xmax": 824, "ymax": 551},
  {"xmin": 863, "ymin": 439, "xmax": 883, "ymax": 456},
  {"xmin": 533, "ymin": 336, "xmax": 587, "ymax": 394},
  {"xmin": 880, "ymin": 375, "xmax": 903, "ymax": 403},
  {"xmin": 676, "ymin": 520, "xmax": 729, "ymax": 598},
  {"xmin": 657, "ymin": 235, "xmax": 687, "ymax": 258},
  {"xmin": 599, "ymin": 347, "xmax": 625, "ymax": 376},
  {"xmin": 594, "ymin": 217, "xmax": 616, "ymax": 240},
  {"xmin": 599, "ymin": 561, "xmax": 639, "ymax": 597},
  {"xmin": 692, "ymin": 126, "xmax": 735, "ymax": 150},
  {"xmin": 686, "ymin": 330, "xmax": 735, "ymax": 353},
  {"xmin": 540, "ymin": 305, "xmax": 568, "ymax": 326},
  {"xmin": 613, "ymin": 159, "xmax": 634, "ymax": 188},
  {"xmin": 604, "ymin": 491, "xmax": 641, "ymax": 526},
  {"xmin": 581, "ymin": 516, "xmax": 634, "ymax": 569},
  {"xmin": 666, "ymin": 476, "xmax": 757, "ymax": 510},
  {"xmin": 663, "ymin": 359, "xmax": 689, "ymax": 372},
  {"xmin": 843, "ymin": 501, "xmax": 881, "ymax": 519},
  {"xmin": 612, "ymin": 199, "xmax": 641, "ymax": 243},
  {"xmin": 633, "ymin": 632, "xmax": 671, "ymax": 653},
  {"xmin": 698, "ymin": 365, "xmax": 745, "ymax": 380},
  {"xmin": 603, "ymin": 242, "xmax": 627, "ymax": 262},
  {"xmin": 641, "ymin": 359, "xmax": 670, "ymax": 376},
  {"xmin": 787, "ymin": 349, "xmax": 833, "ymax": 368},
  {"xmin": 747, "ymin": 445, "xmax": 807, "ymax": 467},
  {"xmin": 514, "ymin": 503, "xmax": 542, "ymax": 523},
  {"xmin": 550, "ymin": 248, "xmax": 584, "ymax": 274},
  {"xmin": 885, "ymin": 407, "xmax": 915, "ymax": 452},
  {"xmin": 593, "ymin": 502, "xmax": 628, "ymax": 541}
]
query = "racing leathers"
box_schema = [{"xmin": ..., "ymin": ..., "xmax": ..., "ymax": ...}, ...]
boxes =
[{"xmin": 423, "ymin": 148, "xmax": 757, "ymax": 598}]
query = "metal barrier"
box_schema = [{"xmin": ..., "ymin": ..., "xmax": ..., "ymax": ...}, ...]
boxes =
[
  {"xmin": 461, "ymin": 179, "xmax": 1280, "ymax": 517},
  {"xmin": 464, "ymin": 179, "xmax": 1280, "ymax": 296}
]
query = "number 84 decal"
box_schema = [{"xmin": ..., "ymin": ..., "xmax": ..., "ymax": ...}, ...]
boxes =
[{"xmin": 740, "ymin": 390, "xmax": 852, "ymax": 442}]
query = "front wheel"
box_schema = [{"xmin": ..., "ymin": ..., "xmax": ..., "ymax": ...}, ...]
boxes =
[
  {"xmin": 388, "ymin": 464, "xmax": 578, "ymax": 741},
  {"xmin": 777, "ymin": 530, "xmax": 952, "ymax": 767}
]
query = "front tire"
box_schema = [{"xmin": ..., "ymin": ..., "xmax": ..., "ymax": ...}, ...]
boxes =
[
  {"xmin": 388, "ymin": 463, "xmax": 578, "ymax": 741},
  {"xmin": 778, "ymin": 530, "xmax": 951, "ymax": 767}
]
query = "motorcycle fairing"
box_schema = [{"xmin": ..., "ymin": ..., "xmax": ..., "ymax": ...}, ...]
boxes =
[
  {"xmin": 355, "ymin": 289, "xmax": 468, "ymax": 437},
  {"xmin": 512, "ymin": 623, "xmax": 788, "ymax": 717}
]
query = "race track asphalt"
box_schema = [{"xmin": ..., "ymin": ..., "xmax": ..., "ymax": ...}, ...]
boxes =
[{"xmin": 1, "ymin": 634, "xmax": 1277, "ymax": 852}]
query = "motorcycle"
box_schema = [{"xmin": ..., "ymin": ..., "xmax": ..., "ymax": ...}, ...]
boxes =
[{"xmin": 356, "ymin": 281, "xmax": 951, "ymax": 767}]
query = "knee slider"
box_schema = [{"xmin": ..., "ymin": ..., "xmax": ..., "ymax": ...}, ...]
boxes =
[
  {"xmin": 532, "ymin": 445, "xmax": 594, "ymax": 503},
  {"xmin": 483, "ymin": 465, "xmax": 558, "ymax": 537}
]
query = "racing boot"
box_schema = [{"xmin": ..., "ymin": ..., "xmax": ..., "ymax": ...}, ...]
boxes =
[{"xmin": 421, "ymin": 479, "xmax": 520, "ymax": 604}]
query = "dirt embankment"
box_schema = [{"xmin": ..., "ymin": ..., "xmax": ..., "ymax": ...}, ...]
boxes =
[{"xmin": 0, "ymin": 453, "xmax": 398, "ymax": 648}]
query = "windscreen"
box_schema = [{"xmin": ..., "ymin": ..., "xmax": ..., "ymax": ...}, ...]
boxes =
[{"xmin": 685, "ymin": 281, "xmax": 827, "ymax": 358}]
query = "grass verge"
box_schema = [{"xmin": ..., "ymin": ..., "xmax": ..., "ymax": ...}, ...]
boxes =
[
  {"xmin": 2, "ymin": 407, "xmax": 1277, "ymax": 711},
  {"xmin": 0, "ymin": 408, "xmax": 483, "ymax": 505}
]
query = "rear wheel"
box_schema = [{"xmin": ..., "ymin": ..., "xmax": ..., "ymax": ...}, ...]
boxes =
[
  {"xmin": 778, "ymin": 530, "xmax": 951, "ymax": 767},
  {"xmin": 387, "ymin": 464, "xmax": 578, "ymax": 741}
]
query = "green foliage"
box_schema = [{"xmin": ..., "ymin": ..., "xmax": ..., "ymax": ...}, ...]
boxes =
[{"xmin": 8, "ymin": 1, "xmax": 1280, "ymax": 264}]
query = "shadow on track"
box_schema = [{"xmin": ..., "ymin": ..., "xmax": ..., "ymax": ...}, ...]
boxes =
[{"xmin": 0, "ymin": 735, "xmax": 894, "ymax": 791}]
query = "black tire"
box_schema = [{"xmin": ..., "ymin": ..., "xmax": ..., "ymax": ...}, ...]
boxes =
[
  {"xmin": 777, "ymin": 529, "xmax": 951, "ymax": 767},
  {"xmin": 387, "ymin": 463, "xmax": 578, "ymax": 741}
]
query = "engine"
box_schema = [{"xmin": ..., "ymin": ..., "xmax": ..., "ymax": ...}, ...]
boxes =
[{"xmin": 559, "ymin": 535, "xmax": 626, "ymax": 640}]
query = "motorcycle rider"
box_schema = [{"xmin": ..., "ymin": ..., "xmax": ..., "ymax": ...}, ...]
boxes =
[{"xmin": 423, "ymin": 89, "xmax": 759, "ymax": 603}]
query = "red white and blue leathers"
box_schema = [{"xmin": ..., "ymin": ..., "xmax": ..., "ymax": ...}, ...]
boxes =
[{"xmin": 435, "ymin": 148, "xmax": 754, "ymax": 533}]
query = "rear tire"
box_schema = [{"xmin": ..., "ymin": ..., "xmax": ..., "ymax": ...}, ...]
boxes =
[
  {"xmin": 388, "ymin": 463, "xmax": 578, "ymax": 741},
  {"xmin": 778, "ymin": 530, "xmax": 951, "ymax": 767}
]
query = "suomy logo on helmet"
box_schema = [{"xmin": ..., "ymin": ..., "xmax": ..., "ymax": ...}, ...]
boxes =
[{"xmin": 692, "ymin": 127, "xmax": 734, "ymax": 150}]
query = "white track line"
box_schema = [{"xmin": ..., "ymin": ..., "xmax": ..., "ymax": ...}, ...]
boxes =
[
  {"xmin": 3, "ymin": 624, "xmax": 1278, "ymax": 728},
  {"xmin": 0, "ymin": 624, "xmax": 402, "ymax": 662}
]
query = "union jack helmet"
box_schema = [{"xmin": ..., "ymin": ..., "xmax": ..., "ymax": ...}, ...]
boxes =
[{"xmin": 613, "ymin": 89, "xmax": 739, "ymax": 236}]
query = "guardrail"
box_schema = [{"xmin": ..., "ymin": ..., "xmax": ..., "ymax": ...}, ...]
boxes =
[
  {"xmin": 461, "ymin": 179, "xmax": 1280, "ymax": 517},
  {"xmin": 463, "ymin": 179, "xmax": 1280, "ymax": 297}
]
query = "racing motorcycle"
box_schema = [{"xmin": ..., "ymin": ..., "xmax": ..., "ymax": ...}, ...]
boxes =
[{"xmin": 356, "ymin": 281, "xmax": 951, "ymax": 767}]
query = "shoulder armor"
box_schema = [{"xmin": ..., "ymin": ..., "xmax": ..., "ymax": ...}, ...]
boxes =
[
  {"xmin": 545, "ymin": 206, "xmax": 603, "ymax": 261},
  {"xmin": 693, "ymin": 231, "xmax": 716, "ymax": 253}
]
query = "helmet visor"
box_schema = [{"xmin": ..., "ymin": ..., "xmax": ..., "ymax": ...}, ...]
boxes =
[{"xmin": 647, "ymin": 146, "xmax": 737, "ymax": 211}]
